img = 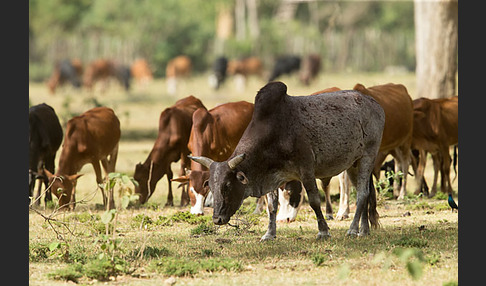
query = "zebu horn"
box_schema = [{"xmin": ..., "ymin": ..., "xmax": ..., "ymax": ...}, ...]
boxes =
[
  {"xmin": 188, "ymin": 155, "xmax": 214, "ymax": 169},
  {"xmin": 228, "ymin": 154, "xmax": 246, "ymax": 170}
]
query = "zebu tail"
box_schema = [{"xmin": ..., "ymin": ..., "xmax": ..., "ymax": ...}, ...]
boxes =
[
  {"xmin": 368, "ymin": 174, "xmax": 380, "ymax": 229},
  {"xmin": 452, "ymin": 145, "xmax": 458, "ymax": 183}
]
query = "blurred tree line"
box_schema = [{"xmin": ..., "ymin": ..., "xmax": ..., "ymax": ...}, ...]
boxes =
[{"xmin": 29, "ymin": 0, "xmax": 415, "ymax": 81}]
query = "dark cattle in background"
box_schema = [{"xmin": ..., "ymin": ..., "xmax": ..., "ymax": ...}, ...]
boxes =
[
  {"xmin": 299, "ymin": 54, "xmax": 321, "ymax": 85},
  {"xmin": 179, "ymin": 101, "xmax": 254, "ymax": 215},
  {"xmin": 411, "ymin": 96, "xmax": 458, "ymax": 197},
  {"xmin": 45, "ymin": 107, "xmax": 120, "ymax": 210},
  {"xmin": 29, "ymin": 103, "xmax": 63, "ymax": 205},
  {"xmin": 114, "ymin": 63, "xmax": 132, "ymax": 91},
  {"xmin": 268, "ymin": 55, "xmax": 301, "ymax": 82},
  {"xmin": 210, "ymin": 56, "xmax": 228, "ymax": 90},
  {"xmin": 46, "ymin": 59, "xmax": 83, "ymax": 94},
  {"xmin": 133, "ymin": 95, "xmax": 205, "ymax": 206},
  {"xmin": 190, "ymin": 81, "xmax": 385, "ymax": 240}
]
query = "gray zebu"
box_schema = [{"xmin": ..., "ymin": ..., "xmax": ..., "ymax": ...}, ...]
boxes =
[{"xmin": 190, "ymin": 81, "xmax": 385, "ymax": 240}]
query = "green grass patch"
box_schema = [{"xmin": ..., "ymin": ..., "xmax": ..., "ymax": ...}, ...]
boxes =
[{"xmin": 149, "ymin": 257, "xmax": 242, "ymax": 277}]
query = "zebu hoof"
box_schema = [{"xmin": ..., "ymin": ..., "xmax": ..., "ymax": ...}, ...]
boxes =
[
  {"xmin": 358, "ymin": 230, "xmax": 370, "ymax": 237},
  {"xmin": 260, "ymin": 233, "xmax": 276, "ymax": 241},
  {"xmin": 325, "ymin": 214, "xmax": 334, "ymax": 220},
  {"xmin": 316, "ymin": 231, "xmax": 331, "ymax": 240},
  {"xmin": 346, "ymin": 229, "xmax": 358, "ymax": 237}
]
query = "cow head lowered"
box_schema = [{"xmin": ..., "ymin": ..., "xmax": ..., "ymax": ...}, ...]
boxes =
[{"xmin": 189, "ymin": 154, "xmax": 247, "ymax": 225}]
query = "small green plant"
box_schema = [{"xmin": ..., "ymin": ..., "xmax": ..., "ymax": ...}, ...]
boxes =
[
  {"xmin": 311, "ymin": 252, "xmax": 327, "ymax": 266},
  {"xmin": 375, "ymin": 170, "xmax": 404, "ymax": 199},
  {"xmin": 191, "ymin": 221, "xmax": 218, "ymax": 236}
]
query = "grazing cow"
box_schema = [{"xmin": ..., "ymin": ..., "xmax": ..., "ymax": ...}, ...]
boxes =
[
  {"xmin": 227, "ymin": 56, "xmax": 263, "ymax": 91},
  {"xmin": 209, "ymin": 56, "xmax": 228, "ymax": 90},
  {"xmin": 46, "ymin": 59, "xmax": 83, "ymax": 94},
  {"xmin": 299, "ymin": 54, "xmax": 321, "ymax": 86},
  {"xmin": 45, "ymin": 107, "xmax": 120, "ymax": 210},
  {"xmin": 83, "ymin": 59, "xmax": 115, "ymax": 91},
  {"xmin": 317, "ymin": 83, "xmax": 413, "ymax": 220},
  {"xmin": 411, "ymin": 96, "xmax": 458, "ymax": 197},
  {"xmin": 176, "ymin": 101, "xmax": 254, "ymax": 215},
  {"xmin": 133, "ymin": 95, "xmax": 205, "ymax": 205},
  {"xmin": 113, "ymin": 63, "xmax": 131, "ymax": 91},
  {"xmin": 29, "ymin": 103, "xmax": 63, "ymax": 205},
  {"xmin": 130, "ymin": 58, "xmax": 153, "ymax": 85},
  {"xmin": 268, "ymin": 55, "xmax": 301, "ymax": 82},
  {"xmin": 166, "ymin": 55, "xmax": 192, "ymax": 95},
  {"xmin": 189, "ymin": 81, "xmax": 385, "ymax": 240}
]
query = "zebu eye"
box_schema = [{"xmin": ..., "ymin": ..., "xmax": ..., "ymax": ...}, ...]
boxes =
[
  {"xmin": 236, "ymin": 171, "xmax": 248, "ymax": 185},
  {"xmin": 57, "ymin": 188, "xmax": 63, "ymax": 194}
]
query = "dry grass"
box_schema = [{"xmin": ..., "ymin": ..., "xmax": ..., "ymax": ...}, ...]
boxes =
[{"xmin": 28, "ymin": 73, "xmax": 458, "ymax": 285}]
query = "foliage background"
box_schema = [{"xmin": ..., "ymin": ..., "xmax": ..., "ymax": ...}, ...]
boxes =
[{"xmin": 29, "ymin": 0, "xmax": 415, "ymax": 80}]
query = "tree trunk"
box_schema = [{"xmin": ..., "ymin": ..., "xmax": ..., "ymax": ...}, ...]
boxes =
[{"xmin": 414, "ymin": 0, "xmax": 458, "ymax": 99}]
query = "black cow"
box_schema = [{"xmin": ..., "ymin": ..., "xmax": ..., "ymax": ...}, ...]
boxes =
[
  {"xmin": 268, "ymin": 55, "xmax": 301, "ymax": 82},
  {"xmin": 189, "ymin": 81, "xmax": 385, "ymax": 240},
  {"xmin": 29, "ymin": 103, "xmax": 63, "ymax": 205},
  {"xmin": 114, "ymin": 64, "xmax": 132, "ymax": 91},
  {"xmin": 210, "ymin": 56, "xmax": 228, "ymax": 90},
  {"xmin": 47, "ymin": 59, "xmax": 83, "ymax": 94}
]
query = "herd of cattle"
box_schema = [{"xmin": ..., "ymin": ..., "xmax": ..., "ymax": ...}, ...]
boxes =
[
  {"xmin": 45, "ymin": 54, "xmax": 321, "ymax": 95},
  {"xmin": 31, "ymin": 69, "xmax": 458, "ymax": 239}
]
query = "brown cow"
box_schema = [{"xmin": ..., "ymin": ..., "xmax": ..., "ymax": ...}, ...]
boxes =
[
  {"xmin": 133, "ymin": 95, "xmax": 205, "ymax": 206},
  {"xmin": 46, "ymin": 58, "xmax": 83, "ymax": 94},
  {"xmin": 173, "ymin": 101, "xmax": 254, "ymax": 214},
  {"xmin": 411, "ymin": 96, "xmax": 458, "ymax": 197},
  {"xmin": 83, "ymin": 59, "xmax": 116, "ymax": 91},
  {"xmin": 312, "ymin": 83, "xmax": 413, "ymax": 219},
  {"xmin": 166, "ymin": 55, "xmax": 192, "ymax": 95},
  {"xmin": 45, "ymin": 107, "xmax": 120, "ymax": 210},
  {"xmin": 227, "ymin": 57, "xmax": 263, "ymax": 91},
  {"xmin": 131, "ymin": 58, "xmax": 153, "ymax": 85},
  {"xmin": 299, "ymin": 54, "xmax": 321, "ymax": 86}
]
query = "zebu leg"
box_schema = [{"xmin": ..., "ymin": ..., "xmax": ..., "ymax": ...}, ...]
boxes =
[
  {"xmin": 392, "ymin": 146, "xmax": 410, "ymax": 200},
  {"xmin": 303, "ymin": 176, "xmax": 330, "ymax": 239},
  {"xmin": 346, "ymin": 157, "xmax": 375, "ymax": 237},
  {"xmin": 165, "ymin": 169, "xmax": 174, "ymax": 206},
  {"xmin": 320, "ymin": 177, "xmax": 333, "ymax": 220},
  {"xmin": 336, "ymin": 171, "xmax": 350, "ymax": 220},
  {"xmin": 261, "ymin": 190, "xmax": 279, "ymax": 241}
]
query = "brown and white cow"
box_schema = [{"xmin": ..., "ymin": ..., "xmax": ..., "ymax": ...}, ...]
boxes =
[
  {"xmin": 411, "ymin": 96, "xmax": 458, "ymax": 197},
  {"xmin": 133, "ymin": 95, "xmax": 205, "ymax": 206},
  {"xmin": 46, "ymin": 59, "xmax": 83, "ymax": 94},
  {"xmin": 45, "ymin": 107, "xmax": 120, "ymax": 210},
  {"xmin": 173, "ymin": 101, "xmax": 254, "ymax": 214},
  {"xmin": 166, "ymin": 55, "xmax": 192, "ymax": 95}
]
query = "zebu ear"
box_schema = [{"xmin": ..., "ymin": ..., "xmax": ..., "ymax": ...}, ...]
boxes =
[
  {"xmin": 67, "ymin": 174, "xmax": 83, "ymax": 182},
  {"xmin": 171, "ymin": 175, "xmax": 189, "ymax": 183},
  {"xmin": 188, "ymin": 155, "xmax": 214, "ymax": 169},
  {"xmin": 43, "ymin": 168, "xmax": 54, "ymax": 179},
  {"xmin": 228, "ymin": 154, "xmax": 246, "ymax": 170}
]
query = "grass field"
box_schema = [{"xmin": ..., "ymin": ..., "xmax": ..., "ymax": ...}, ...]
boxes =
[{"xmin": 29, "ymin": 72, "xmax": 458, "ymax": 285}]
